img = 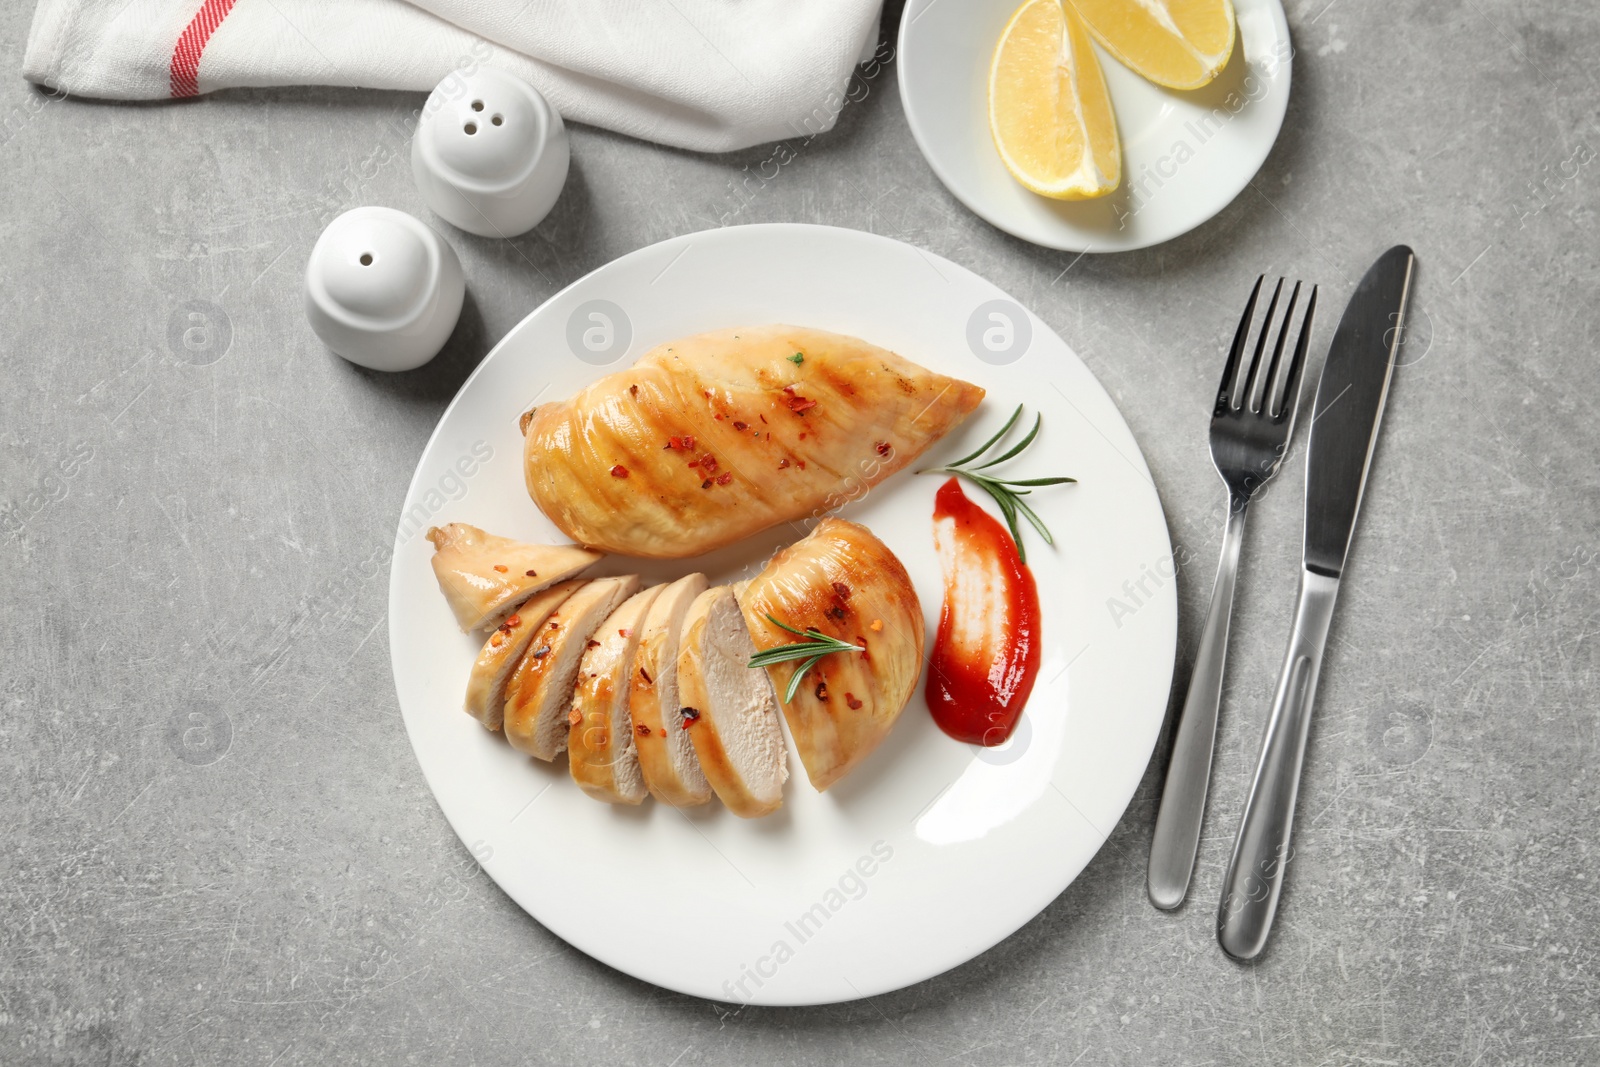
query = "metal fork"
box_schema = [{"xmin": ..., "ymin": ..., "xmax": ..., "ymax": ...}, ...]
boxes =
[{"xmin": 1147, "ymin": 276, "xmax": 1318, "ymax": 911}]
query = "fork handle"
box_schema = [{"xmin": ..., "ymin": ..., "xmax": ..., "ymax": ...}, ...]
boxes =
[
  {"xmin": 1216, "ymin": 568, "xmax": 1340, "ymax": 960},
  {"xmin": 1147, "ymin": 499, "xmax": 1248, "ymax": 910}
]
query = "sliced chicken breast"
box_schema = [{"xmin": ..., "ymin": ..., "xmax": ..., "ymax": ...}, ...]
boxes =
[
  {"xmin": 627, "ymin": 573, "xmax": 713, "ymax": 807},
  {"xmin": 503, "ymin": 575, "xmax": 640, "ymax": 760},
  {"xmin": 427, "ymin": 523, "xmax": 601, "ymax": 632},
  {"xmin": 462, "ymin": 579, "xmax": 585, "ymax": 731},
  {"xmin": 568, "ymin": 584, "xmax": 664, "ymax": 805},
  {"xmin": 740, "ymin": 518, "xmax": 925, "ymax": 791},
  {"xmin": 677, "ymin": 585, "xmax": 788, "ymax": 817}
]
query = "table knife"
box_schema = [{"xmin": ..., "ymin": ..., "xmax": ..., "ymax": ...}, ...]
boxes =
[{"xmin": 1216, "ymin": 245, "xmax": 1415, "ymax": 961}]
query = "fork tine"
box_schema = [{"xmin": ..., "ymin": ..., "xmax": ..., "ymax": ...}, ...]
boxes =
[
  {"xmin": 1272, "ymin": 284, "xmax": 1318, "ymax": 421},
  {"xmin": 1215, "ymin": 275, "xmax": 1264, "ymax": 417},
  {"xmin": 1258, "ymin": 280, "xmax": 1301, "ymax": 416},
  {"xmin": 1243, "ymin": 278, "xmax": 1285, "ymax": 413}
]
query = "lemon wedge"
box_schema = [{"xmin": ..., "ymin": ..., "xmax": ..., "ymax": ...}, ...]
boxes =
[
  {"xmin": 988, "ymin": 0, "xmax": 1121, "ymax": 200},
  {"xmin": 1066, "ymin": 0, "xmax": 1237, "ymax": 90}
]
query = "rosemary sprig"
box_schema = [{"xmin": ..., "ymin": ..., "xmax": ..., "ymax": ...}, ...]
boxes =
[
  {"xmin": 919, "ymin": 404, "xmax": 1076, "ymax": 563},
  {"xmin": 746, "ymin": 614, "xmax": 864, "ymax": 703}
]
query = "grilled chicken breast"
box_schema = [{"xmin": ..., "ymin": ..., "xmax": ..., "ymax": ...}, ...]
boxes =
[
  {"xmin": 740, "ymin": 518, "xmax": 925, "ymax": 791},
  {"xmin": 521, "ymin": 325, "xmax": 985, "ymax": 558}
]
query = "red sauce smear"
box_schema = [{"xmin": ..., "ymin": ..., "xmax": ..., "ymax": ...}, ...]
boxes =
[{"xmin": 926, "ymin": 478, "xmax": 1041, "ymax": 745}]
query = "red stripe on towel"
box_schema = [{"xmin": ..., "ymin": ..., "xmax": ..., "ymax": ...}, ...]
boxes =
[{"xmin": 170, "ymin": 0, "xmax": 239, "ymax": 98}]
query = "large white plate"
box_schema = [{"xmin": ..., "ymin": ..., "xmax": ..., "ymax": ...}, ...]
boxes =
[
  {"xmin": 388, "ymin": 224, "xmax": 1176, "ymax": 1005},
  {"xmin": 898, "ymin": 0, "xmax": 1292, "ymax": 252}
]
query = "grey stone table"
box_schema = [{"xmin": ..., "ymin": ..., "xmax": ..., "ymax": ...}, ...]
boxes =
[{"xmin": 3, "ymin": 2, "xmax": 1596, "ymax": 1064}]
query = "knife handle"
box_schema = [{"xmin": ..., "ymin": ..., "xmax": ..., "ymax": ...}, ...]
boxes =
[
  {"xmin": 1216, "ymin": 569, "xmax": 1340, "ymax": 960},
  {"xmin": 1148, "ymin": 500, "xmax": 1249, "ymax": 910}
]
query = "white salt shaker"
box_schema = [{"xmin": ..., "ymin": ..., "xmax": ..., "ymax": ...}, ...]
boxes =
[
  {"xmin": 411, "ymin": 68, "xmax": 570, "ymax": 238},
  {"xmin": 304, "ymin": 206, "xmax": 465, "ymax": 372}
]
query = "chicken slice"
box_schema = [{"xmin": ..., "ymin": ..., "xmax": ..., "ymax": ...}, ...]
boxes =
[
  {"xmin": 568, "ymin": 584, "xmax": 664, "ymax": 804},
  {"xmin": 463, "ymin": 579, "xmax": 586, "ymax": 731},
  {"xmin": 502, "ymin": 575, "xmax": 640, "ymax": 760},
  {"xmin": 677, "ymin": 585, "xmax": 788, "ymax": 817},
  {"xmin": 427, "ymin": 523, "xmax": 601, "ymax": 631},
  {"xmin": 627, "ymin": 573, "xmax": 713, "ymax": 807}
]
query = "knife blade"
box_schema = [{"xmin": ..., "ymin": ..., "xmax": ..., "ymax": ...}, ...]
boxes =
[
  {"xmin": 1303, "ymin": 245, "xmax": 1416, "ymax": 578},
  {"xmin": 1216, "ymin": 245, "xmax": 1415, "ymax": 961}
]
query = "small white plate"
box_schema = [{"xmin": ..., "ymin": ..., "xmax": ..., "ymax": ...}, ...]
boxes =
[
  {"xmin": 388, "ymin": 224, "xmax": 1176, "ymax": 1004},
  {"xmin": 898, "ymin": 0, "xmax": 1292, "ymax": 252}
]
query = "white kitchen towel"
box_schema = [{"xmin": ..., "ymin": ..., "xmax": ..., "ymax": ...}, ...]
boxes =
[{"xmin": 23, "ymin": 0, "xmax": 886, "ymax": 152}]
